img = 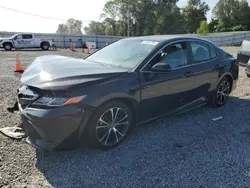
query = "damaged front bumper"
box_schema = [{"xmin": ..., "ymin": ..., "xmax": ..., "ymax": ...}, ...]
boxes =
[{"xmin": 18, "ymin": 102, "xmax": 85, "ymax": 151}]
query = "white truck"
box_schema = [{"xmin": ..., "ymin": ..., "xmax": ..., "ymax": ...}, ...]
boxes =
[{"xmin": 0, "ymin": 33, "xmax": 54, "ymax": 51}]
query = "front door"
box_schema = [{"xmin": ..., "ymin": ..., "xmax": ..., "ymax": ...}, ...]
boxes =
[
  {"xmin": 139, "ymin": 41, "xmax": 195, "ymax": 122},
  {"xmin": 13, "ymin": 34, "xmax": 22, "ymax": 48},
  {"xmin": 20, "ymin": 34, "xmax": 35, "ymax": 48}
]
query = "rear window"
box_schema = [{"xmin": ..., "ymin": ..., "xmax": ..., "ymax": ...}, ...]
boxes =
[
  {"xmin": 190, "ymin": 41, "xmax": 218, "ymax": 63},
  {"xmin": 22, "ymin": 35, "xmax": 33, "ymax": 39}
]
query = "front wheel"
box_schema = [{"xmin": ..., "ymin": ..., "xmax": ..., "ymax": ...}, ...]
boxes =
[
  {"xmin": 3, "ymin": 43, "xmax": 12, "ymax": 51},
  {"xmin": 209, "ymin": 77, "xmax": 231, "ymax": 108},
  {"xmin": 85, "ymin": 101, "xmax": 133, "ymax": 149}
]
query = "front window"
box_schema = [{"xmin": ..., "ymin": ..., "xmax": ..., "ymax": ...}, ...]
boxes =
[{"xmin": 85, "ymin": 39, "xmax": 158, "ymax": 69}]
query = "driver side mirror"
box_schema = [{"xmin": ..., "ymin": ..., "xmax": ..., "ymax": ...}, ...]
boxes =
[{"xmin": 151, "ymin": 62, "xmax": 172, "ymax": 72}]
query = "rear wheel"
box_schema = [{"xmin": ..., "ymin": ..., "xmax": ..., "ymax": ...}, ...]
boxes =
[
  {"xmin": 209, "ymin": 77, "xmax": 231, "ymax": 108},
  {"xmin": 246, "ymin": 74, "xmax": 250, "ymax": 78},
  {"xmin": 3, "ymin": 43, "xmax": 12, "ymax": 51},
  {"xmin": 41, "ymin": 42, "xmax": 49, "ymax": 50},
  {"xmin": 85, "ymin": 101, "xmax": 133, "ymax": 149}
]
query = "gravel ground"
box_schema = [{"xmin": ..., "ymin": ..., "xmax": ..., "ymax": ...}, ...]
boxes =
[{"xmin": 1, "ymin": 47, "xmax": 250, "ymax": 188}]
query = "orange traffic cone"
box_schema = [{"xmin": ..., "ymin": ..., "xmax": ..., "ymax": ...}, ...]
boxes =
[{"xmin": 15, "ymin": 53, "xmax": 24, "ymax": 73}]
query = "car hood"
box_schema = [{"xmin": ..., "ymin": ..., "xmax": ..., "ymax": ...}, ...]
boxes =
[
  {"xmin": 21, "ymin": 55, "xmax": 128, "ymax": 90},
  {"xmin": 0, "ymin": 37, "xmax": 9, "ymax": 40}
]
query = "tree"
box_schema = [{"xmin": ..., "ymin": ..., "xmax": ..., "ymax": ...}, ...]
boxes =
[
  {"xmin": 66, "ymin": 18, "xmax": 83, "ymax": 35},
  {"xmin": 56, "ymin": 18, "xmax": 83, "ymax": 35},
  {"xmin": 83, "ymin": 21, "xmax": 106, "ymax": 35},
  {"xmin": 56, "ymin": 24, "xmax": 69, "ymax": 34},
  {"xmin": 197, "ymin": 20, "xmax": 209, "ymax": 34},
  {"xmin": 154, "ymin": 0, "xmax": 186, "ymax": 34},
  {"xmin": 182, "ymin": 0, "xmax": 210, "ymax": 33},
  {"xmin": 213, "ymin": 0, "xmax": 250, "ymax": 31},
  {"xmin": 208, "ymin": 19, "xmax": 219, "ymax": 33}
]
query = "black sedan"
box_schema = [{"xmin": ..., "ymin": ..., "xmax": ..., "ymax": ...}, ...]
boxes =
[{"xmin": 17, "ymin": 36, "xmax": 239, "ymax": 151}]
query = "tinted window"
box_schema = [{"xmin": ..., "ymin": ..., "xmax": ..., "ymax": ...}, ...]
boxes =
[
  {"xmin": 22, "ymin": 35, "xmax": 32, "ymax": 39},
  {"xmin": 148, "ymin": 42, "xmax": 188, "ymax": 69},
  {"xmin": 190, "ymin": 42, "xmax": 210, "ymax": 63}
]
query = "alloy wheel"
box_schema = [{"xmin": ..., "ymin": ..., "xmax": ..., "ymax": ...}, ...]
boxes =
[
  {"xmin": 96, "ymin": 107, "xmax": 129, "ymax": 146},
  {"xmin": 217, "ymin": 80, "xmax": 230, "ymax": 105}
]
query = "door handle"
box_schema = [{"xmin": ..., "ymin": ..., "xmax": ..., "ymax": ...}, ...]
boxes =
[{"xmin": 184, "ymin": 71, "xmax": 193, "ymax": 77}]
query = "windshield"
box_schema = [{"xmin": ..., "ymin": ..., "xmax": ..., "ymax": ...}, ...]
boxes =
[
  {"xmin": 10, "ymin": 34, "xmax": 18, "ymax": 39},
  {"xmin": 86, "ymin": 39, "xmax": 158, "ymax": 69}
]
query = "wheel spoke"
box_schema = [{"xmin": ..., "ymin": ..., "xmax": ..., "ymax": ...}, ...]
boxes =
[
  {"xmin": 114, "ymin": 127, "xmax": 124, "ymax": 137},
  {"xmin": 104, "ymin": 129, "xmax": 112, "ymax": 145},
  {"xmin": 222, "ymin": 94, "xmax": 227, "ymax": 103},
  {"xmin": 110, "ymin": 108, "xmax": 114, "ymax": 122},
  {"xmin": 223, "ymin": 86, "xmax": 230, "ymax": 92},
  {"xmin": 114, "ymin": 121, "xmax": 129, "ymax": 127},
  {"xmin": 117, "ymin": 114, "xmax": 128, "ymax": 124},
  {"xmin": 114, "ymin": 108, "xmax": 120, "ymax": 122},
  {"xmin": 218, "ymin": 94, "xmax": 223, "ymax": 104},
  {"xmin": 96, "ymin": 125, "xmax": 110, "ymax": 129},
  {"xmin": 100, "ymin": 129, "xmax": 110, "ymax": 142},
  {"xmin": 99, "ymin": 118, "xmax": 110, "ymax": 126},
  {"xmin": 113, "ymin": 129, "xmax": 119, "ymax": 143}
]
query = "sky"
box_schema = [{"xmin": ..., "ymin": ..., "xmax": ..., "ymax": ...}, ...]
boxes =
[{"xmin": 0, "ymin": 0, "xmax": 248, "ymax": 33}]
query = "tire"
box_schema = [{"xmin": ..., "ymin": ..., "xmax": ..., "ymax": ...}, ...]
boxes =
[
  {"xmin": 209, "ymin": 77, "xmax": 231, "ymax": 108},
  {"xmin": 41, "ymin": 42, "xmax": 49, "ymax": 50},
  {"xmin": 3, "ymin": 43, "xmax": 12, "ymax": 51},
  {"xmin": 84, "ymin": 101, "xmax": 133, "ymax": 149},
  {"xmin": 247, "ymin": 74, "xmax": 250, "ymax": 78}
]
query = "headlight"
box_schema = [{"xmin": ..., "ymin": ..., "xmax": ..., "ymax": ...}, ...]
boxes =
[{"xmin": 32, "ymin": 95, "xmax": 86, "ymax": 107}]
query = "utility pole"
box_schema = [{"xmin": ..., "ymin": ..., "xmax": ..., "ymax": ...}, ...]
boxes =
[{"xmin": 127, "ymin": 10, "xmax": 130, "ymax": 37}]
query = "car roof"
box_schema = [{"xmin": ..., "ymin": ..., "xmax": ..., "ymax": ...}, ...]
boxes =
[{"xmin": 123, "ymin": 35, "xmax": 209, "ymax": 43}]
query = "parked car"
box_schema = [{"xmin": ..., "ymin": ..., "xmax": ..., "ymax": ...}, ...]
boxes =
[
  {"xmin": 245, "ymin": 60, "xmax": 250, "ymax": 78},
  {"xmin": 237, "ymin": 40, "xmax": 250, "ymax": 66},
  {"xmin": 0, "ymin": 33, "xmax": 54, "ymax": 51},
  {"xmin": 17, "ymin": 36, "xmax": 239, "ymax": 151}
]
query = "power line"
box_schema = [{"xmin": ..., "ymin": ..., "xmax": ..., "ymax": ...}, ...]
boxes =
[
  {"xmin": 0, "ymin": 5, "xmax": 65, "ymax": 21},
  {"xmin": 0, "ymin": 5, "xmax": 96, "ymax": 22}
]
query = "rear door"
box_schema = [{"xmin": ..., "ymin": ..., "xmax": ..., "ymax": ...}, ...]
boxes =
[
  {"xmin": 139, "ymin": 41, "xmax": 195, "ymax": 122},
  {"xmin": 187, "ymin": 40, "xmax": 221, "ymax": 102}
]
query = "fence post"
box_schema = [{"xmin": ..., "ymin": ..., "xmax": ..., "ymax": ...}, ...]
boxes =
[
  {"xmin": 96, "ymin": 36, "xmax": 98, "ymax": 49},
  {"xmin": 232, "ymin": 33, "xmax": 235, "ymax": 45},
  {"xmin": 63, "ymin": 36, "xmax": 66, "ymax": 49}
]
